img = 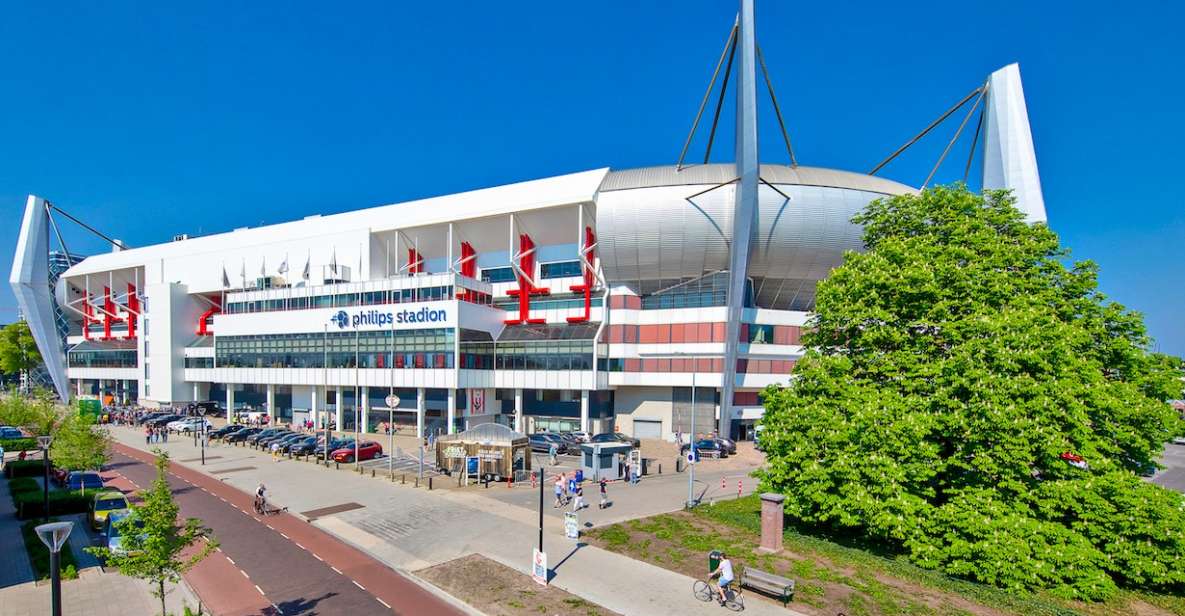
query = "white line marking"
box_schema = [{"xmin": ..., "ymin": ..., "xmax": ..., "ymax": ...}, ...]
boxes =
[
  {"xmin": 255, "ymin": 584, "xmax": 265, "ymax": 596},
  {"xmin": 225, "ymin": 557, "xmax": 235, "ymax": 565},
  {"xmin": 294, "ymin": 542, "xmax": 305, "ymax": 550},
  {"xmin": 272, "ymin": 604, "xmax": 283, "ymax": 615},
  {"xmin": 313, "ymin": 553, "xmax": 324, "ymax": 561},
  {"xmin": 280, "ymin": 532, "xmax": 289, "ymax": 539},
  {"xmin": 377, "ymin": 598, "xmax": 391, "ymax": 609},
  {"xmin": 240, "ymin": 570, "xmax": 250, "ymax": 579},
  {"xmin": 331, "ymin": 566, "xmax": 343, "ymax": 575},
  {"xmin": 352, "ymin": 580, "xmax": 365, "ymax": 590}
]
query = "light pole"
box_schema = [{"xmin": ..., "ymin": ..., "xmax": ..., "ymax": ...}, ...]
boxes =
[
  {"xmin": 37, "ymin": 435, "xmax": 53, "ymax": 523},
  {"xmin": 35, "ymin": 521, "xmax": 73, "ymax": 616},
  {"xmin": 197, "ymin": 408, "xmax": 208, "ymax": 465},
  {"xmin": 386, "ymin": 394, "xmax": 399, "ymax": 477},
  {"xmin": 639, "ymin": 352, "xmax": 720, "ymax": 509}
]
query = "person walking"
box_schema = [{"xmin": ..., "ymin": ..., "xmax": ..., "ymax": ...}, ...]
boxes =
[
  {"xmin": 548, "ymin": 441, "xmax": 558, "ymax": 466},
  {"xmin": 623, "ymin": 460, "xmax": 631, "ymax": 485},
  {"xmin": 598, "ymin": 477, "xmax": 609, "ymax": 509},
  {"xmin": 162, "ymin": 427, "xmax": 169, "ymax": 443},
  {"xmin": 630, "ymin": 460, "xmax": 640, "ymax": 485},
  {"xmin": 572, "ymin": 482, "xmax": 585, "ymax": 511},
  {"xmin": 145, "ymin": 425, "xmax": 152, "ymax": 445},
  {"xmin": 553, "ymin": 472, "xmax": 565, "ymax": 508}
]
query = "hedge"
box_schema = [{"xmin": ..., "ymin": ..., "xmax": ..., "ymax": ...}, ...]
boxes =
[
  {"xmin": 12, "ymin": 488, "xmax": 92, "ymax": 520},
  {"xmin": 20, "ymin": 518, "xmax": 79, "ymax": 581},
  {"xmin": 4, "ymin": 460, "xmax": 47, "ymax": 479},
  {"xmin": 0, "ymin": 438, "xmax": 38, "ymax": 452},
  {"xmin": 8, "ymin": 476, "xmax": 39, "ymax": 497}
]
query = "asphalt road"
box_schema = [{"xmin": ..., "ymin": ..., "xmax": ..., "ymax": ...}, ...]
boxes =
[
  {"xmin": 108, "ymin": 446, "xmax": 462, "ymax": 616},
  {"xmin": 1152, "ymin": 442, "xmax": 1185, "ymax": 492}
]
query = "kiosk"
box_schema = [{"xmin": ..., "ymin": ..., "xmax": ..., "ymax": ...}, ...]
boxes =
[
  {"xmin": 580, "ymin": 442, "xmax": 634, "ymax": 482},
  {"xmin": 435, "ymin": 423, "xmax": 531, "ymax": 482}
]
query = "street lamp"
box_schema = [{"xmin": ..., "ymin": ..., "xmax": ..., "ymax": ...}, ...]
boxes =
[
  {"xmin": 197, "ymin": 407, "xmax": 208, "ymax": 465},
  {"xmin": 36, "ymin": 435, "xmax": 53, "ymax": 523},
  {"xmin": 35, "ymin": 520, "xmax": 73, "ymax": 616},
  {"xmin": 386, "ymin": 394, "xmax": 400, "ymax": 477}
]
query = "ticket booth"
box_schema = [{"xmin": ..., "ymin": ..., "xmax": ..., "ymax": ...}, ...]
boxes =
[{"xmin": 580, "ymin": 442, "xmax": 633, "ymax": 482}]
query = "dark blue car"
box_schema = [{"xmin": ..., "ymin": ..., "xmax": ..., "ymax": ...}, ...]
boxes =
[{"xmin": 66, "ymin": 471, "xmax": 105, "ymax": 491}]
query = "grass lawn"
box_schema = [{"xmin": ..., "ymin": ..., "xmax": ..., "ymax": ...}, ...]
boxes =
[
  {"xmin": 19, "ymin": 518, "xmax": 80, "ymax": 581},
  {"xmin": 583, "ymin": 495, "xmax": 1185, "ymax": 616}
]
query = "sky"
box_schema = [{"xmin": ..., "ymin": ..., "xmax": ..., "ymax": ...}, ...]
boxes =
[{"xmin": 1, "ymin": 1, "xmax": 1182, "ymax": 356}]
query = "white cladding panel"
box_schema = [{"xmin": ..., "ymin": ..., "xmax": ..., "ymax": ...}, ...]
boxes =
[{"xmin": 983, "ymin": 63, "xmax": 1047, "ymax": 223}]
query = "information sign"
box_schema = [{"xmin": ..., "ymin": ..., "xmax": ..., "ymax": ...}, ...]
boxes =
[{"xmin": 532, "ymin": 549, "xmax": 548, "ymax": 585}]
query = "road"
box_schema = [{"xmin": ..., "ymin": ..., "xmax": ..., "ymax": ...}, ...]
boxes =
[{"xmin": 108, "ymin": 444, "xmax": 463, "ymax": 616}]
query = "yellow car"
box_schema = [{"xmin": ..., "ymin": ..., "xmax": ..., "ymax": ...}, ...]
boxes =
[{"xmin": 89, "ymin": 491, "xmax": 130, "ymax": 531}]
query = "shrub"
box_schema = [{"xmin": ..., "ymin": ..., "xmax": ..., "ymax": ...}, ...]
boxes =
[
  {"xmin": 8, "ymin": 476, "xmax": 39, "ymax": 497},
  {"xmin": 0, "ymin": 437, "xmax": 39, "ymax": 452},
  {"xmin": 13, "ymin": 489, "xmax": 92, "ymax": 520},
  {"xmin": 4, "ymin": 459, "xmax": 47, "ymax": 479},
  {"xmin": 20, "ymin": 518, "xmax": 80, "ymax": 580}
]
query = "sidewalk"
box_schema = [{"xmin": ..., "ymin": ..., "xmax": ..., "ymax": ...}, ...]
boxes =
[
  {"xmin": 0, "ymin": 568, "xmax": 199, "ymax": 616},
  {"xmin": 111, "ymin": 425, "xmax": 806, "ymax": 616},
  {"xmin": 0, "ymin": 475, "xmax": 34, "ymax": 589}
]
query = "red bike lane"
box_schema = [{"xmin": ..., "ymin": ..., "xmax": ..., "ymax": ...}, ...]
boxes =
[{"xmin": 109, "ymin": 443, "xmax": 463, "ymax": 616}]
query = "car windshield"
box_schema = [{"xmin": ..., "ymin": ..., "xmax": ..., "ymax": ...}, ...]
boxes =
[{"xmin": 96, "ymin": 497, "xmax": 128, "ymax": 511}]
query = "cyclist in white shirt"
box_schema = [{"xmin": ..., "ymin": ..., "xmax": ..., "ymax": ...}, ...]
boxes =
[{"xmin": 710, "ymin": 551, "xmax": 735, "ymax": 605}]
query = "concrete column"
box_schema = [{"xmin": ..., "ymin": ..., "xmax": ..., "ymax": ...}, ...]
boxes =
[
  {"xmin": 311, "ymin": 386, "xmax": 320, "ymax": 430},
  {"xmin": 226, "ymin": 385, "xmax": 234, "ymax": 422},
  {"xmin": 75, "ymin": 380, "xmax": 83, "ymax": 397},
  {"xmin": 192, "ymin": 382, "xmax": 199, "ymax": 401},
  {"xmin": 335, "ymin": 386, "xmax": 344, "ymax": 432},
  {"xmin": 416, "ymin": 387, "xmax": 426, "ymax": 439},
  {"xmin": 580, "ymin": 390, "xmax": 590, "ymax": 434},
  {"xmin": 361, "ymin": 386, "xmax": 370, "ymax": 434},
  {"xmin": 266, "ymin": 384, "xmax": 276, "ymax": 424},
  {"xmin": 514, "ymin": 388, "xmax": 524, "ymax": 433},
  {"xmin": 758, "ymin": 493, "xmax": 786, "ymax": 553},
  {"xmin": 446, "ymin": 389, "xmax": 456, "ymax": 434}
]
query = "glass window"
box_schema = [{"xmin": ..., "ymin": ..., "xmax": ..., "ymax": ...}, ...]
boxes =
[
  {"xmin": 480, "ymin": 267, "xmax": 516, "ymax": 283},
  {"xmin": 540, "ymin": 261, "xmax": 583, "ymax": 279}
]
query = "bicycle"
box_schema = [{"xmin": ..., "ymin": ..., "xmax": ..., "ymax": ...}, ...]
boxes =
[{"xmin": 693, "ymin": 577, "xmax": 745, "ymax": 611}]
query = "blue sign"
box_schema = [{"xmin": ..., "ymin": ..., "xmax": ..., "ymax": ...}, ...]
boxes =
[
  {"xmin": 466, "ymin": 456, "xmax": 479, "ymax": 476},
  {"xmin": 328, "ymin": 306, "xmax": 448, "ymax": 330}
]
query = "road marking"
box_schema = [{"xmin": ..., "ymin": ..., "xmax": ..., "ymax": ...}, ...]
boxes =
[
  {"xmin": 331, "ymin": 566, "xmax": 343, "ymax": 575},
  {"xmin": 280, "ymin": 532, "xmax": 289, "ymax": 539},
  {"xmin": 352, "ymin": 580, "xmax": 365, "ymax": 590},
  {"xmin": 241, "ymin": 570, "xmax": 250, "ymax": 579},
  {"xmin": 377, "ymin": 598, "xmax": 391, "ymax": 609},
  {"xmin": 313, "ymin": 553, "xmax": 324, "ymax": 561},
  {"xmin": 294, "ymin": 542, "xmax": 305, "ymax": 550},
  {"xmin": 272, "ymin": 604, "xmax": 283, "ymax": 615},
  {"xmin": 226, "ymin": 556, "xmax": 235, "ymax": 565},
  {"xmin": 255, "ymin": 584, "xmax": 265, "ymax": 596}
]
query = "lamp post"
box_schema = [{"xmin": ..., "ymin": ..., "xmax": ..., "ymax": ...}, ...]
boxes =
[
  {"xmin": 197, "ymin": 408, "xmax": 208, "ymax": 465},
  {"xmin": 35, "ymin": 521, "xmax": 73, "ymax": 616},
  {"xmin": 386, "ymin": 394, "xmax": 400, "ymax": 477},
  {"xmin": 37, "ymin": 435, "xmax": 53, "ymax": 523}
]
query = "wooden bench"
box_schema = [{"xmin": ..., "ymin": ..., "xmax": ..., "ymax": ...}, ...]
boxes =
[{"xmin": 740, "ymin": 567, "xmax": 795, "ymax": 607}]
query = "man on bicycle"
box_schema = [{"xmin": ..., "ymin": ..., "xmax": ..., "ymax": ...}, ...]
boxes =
[
  {"xmin": 255, "ymin": 483, "xmax": 267, "ymax": 514},
  {"xmin": 709, "ymin": 551, "xmax": 735, "ymax": 605}
]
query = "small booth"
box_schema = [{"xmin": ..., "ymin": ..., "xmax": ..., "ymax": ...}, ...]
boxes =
[
  {"xmin": 435, "ymin": 423, "xmax": 531, "ymax": 482},
  {"xmin": 580, "ymin": 442, "xmax": 634, "ymax": 482}
]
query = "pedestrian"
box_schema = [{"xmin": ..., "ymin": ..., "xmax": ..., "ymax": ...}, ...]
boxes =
[
  {"xmin": 623, "ymin": 460, "xmax": 630, "ymax": 485},
  {"xmin": 630, "ymin": 461, "xmax": 639, "ymax": 485},
  {"xmin": 145, "ymin": 426, "xmax": 152, "ymax": 445},
  {"xmin": 598, "ymin": 477, "xmax": 609, "ymax": 509},
  {"xmin": 163, "ymin": 427, "xmax": 169, "ymax": 443},
  {"xmin": 548, "ymin": 441, "xmax": 558, "ymax": 466},
  {"xmin": 0, "ymin": 442, "xmax": 6, "ymax": 472},
  {"xmin": 567, "ymin": 474, "xmax": 577, "ymax": 506},
  {"xmin": 572, "ymin": 482, "xmax": 585, "ymax": 511},
  {"xmin": 553, "ymin": 472, "xmax": 565, "ymax": 508}
]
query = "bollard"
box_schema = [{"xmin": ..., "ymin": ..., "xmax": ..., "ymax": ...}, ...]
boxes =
[
  {"xmin": 659, "ymin": 463, "xmax": 662, "ymax": 474},
  {"xmin": 737, "ymin": 479, "xmax": 742, "ymax": 499},
  {"xmin": 414, "ymin": 477, "xmax": 419, "ymax": 488},
  {"xmin": 371, "ymin": 469, "xmax": 375, "ymax": 478},
  {"xmin": 402, "ymin": 474, "xmax": 406, "ymax": 485},
  {"xmin": 335, "ymin": 461, "xmax": 340, "ymax": 470},
  {"xmin": 428, "ymin": 477, "xmax": 433, "ymax": 491}
]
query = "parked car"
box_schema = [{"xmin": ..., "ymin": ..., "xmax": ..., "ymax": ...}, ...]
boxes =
[
  {"xmin": 1173, "ymin": 436, "xmax": 1185, "ymax": 446},
  {"xmin": 104, "ymin": 511, "xmax": 145, "ymax": 557},
  {"xmin": 590, "ymin": 432, "xmax": 641, "ymax": 448},
  {"xmin": 556, "ymin": 432, "xmax": 584, "ymax": 448},
  {"xmin": 0, "ymin": 426, "xmax": 25, "ymax": 439},
  {"xmin": 567, "ymin": 431, "xmax": 590, "ymax": 443},
  {"xmin": 270, "ymin": 433, "xmax": 308, "ymax": 452},
  {"xmin": 210, "ymin": 424, "xmax": 245, "ymax": 440},
  {"xmin": 311, "ymin": 438, "xmax": 355, "ymax": 459},
  {"xmin": 146, "ymin": 414, "xmax": 182, "ymax": 428},
  {"xmin": 246, "ymin": 428, "xmax": 285, "ymax": 446},
  {"xmin": 529, "ymin": 433, "xmax": 568, "ymax": 454},
  {"xmin": 66, "ymin": 471, "xmax": 106, "ymax": 491},
  {"xmin": 714, "ymin": 437, "xmax": 737, "ymax": 455},
  {"xmin": 257, "ymin": 430, "xmax": 294, "ymax": 448},
  {"xmin": 332, "ymin": 441, "xmax": 382, "ymax": 463},
  {"xmin": 167, "ymin": 418, "xmax": 212, "ymax": 433},
  {"xmin": 225, "ymin": 427, "xmax": 262, "ymax": 443},
  {"xmin": 683, "ymin": 439, "xmax": 727, "ymax": 459},
  {"xmin": 281, "ymin": 435, "xmax": 318, "ymax": 454},
  {"xmin": 89, "ymin": 491, "xmax": 130, "ymax": 530}
]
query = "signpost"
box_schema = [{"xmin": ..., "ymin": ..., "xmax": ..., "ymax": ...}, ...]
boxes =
[
  {"xmin": 564, "ymin": 512, "xmax": 580, "ymax": 539},
  {"xmin": 532, "ymin": 548, "xmax": 548, "ymax": 586}
]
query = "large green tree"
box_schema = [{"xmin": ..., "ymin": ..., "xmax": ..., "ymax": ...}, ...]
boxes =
[
  {"xmin": 87, "ymin": 451, "xmax": 216, "ymax": 615},
  {"xmin": 0, "ymin": 321, "xmax": 43, "ymax": 379},
  {"xmin": 49, "ymin": 412, "xmax": 111, "ymax": 474},
  {"xmin": 757, "ymin": 186, "xmax": 1185, "ymax": 600}
]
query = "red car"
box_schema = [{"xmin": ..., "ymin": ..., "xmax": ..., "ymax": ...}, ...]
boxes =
[{"xmin": 331, "ymin": 441, "xmax": 382, "ymax": 463}]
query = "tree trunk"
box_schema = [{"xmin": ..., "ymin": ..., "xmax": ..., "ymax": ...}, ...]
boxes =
[{"xmin": 159, "ymin": 579, "xmax": 166, "ymax": 615}]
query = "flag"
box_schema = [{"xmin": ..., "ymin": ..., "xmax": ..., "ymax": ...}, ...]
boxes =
[
  {"xmin": 302, "ymin": 252, "xmax": 310, "ymax": 281},
  {"xmin": 330, "ymin": 249, "xmax": 337, "ymax": 274},
  {"xmin": 260, "ymin": 257, "xmax": 266, "ymax": 278},
  {"xmin": 221, "ymin": 264, "xmax": 229, "ymax": 288},
  {"xmin": 240, "ymin": 259, "xmax": 246, "ymax": 286},
  {"xmin": 278, "ymin": 254, "xmax": 289, "ymax": 275}
]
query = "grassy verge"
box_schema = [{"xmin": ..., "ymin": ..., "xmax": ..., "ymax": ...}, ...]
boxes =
[
  {"xmin": 19, "ymin": 518, "xmax": 80, "ymax": 581},
  {"xmin": 585, "ymin": 495, "xmax": 1185, "ymax": 616}
]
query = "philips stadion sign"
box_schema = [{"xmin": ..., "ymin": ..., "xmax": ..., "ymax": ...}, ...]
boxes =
[{"xmin": 213, "ymin": 300, "xmax": 456, "ymax": 337}]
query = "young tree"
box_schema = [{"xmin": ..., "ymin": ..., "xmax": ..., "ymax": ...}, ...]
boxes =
[
  {"xmin": 757, "ymin": 186, "xmax": 1185, "ymax": 600},
  {"xmin": 0, "ymin": 393, "xmax": 60, "ymax": 436},
  {"xmin": 49, "ymin": 412, "xmax": 111, "ymax": 477},
  {"xmin": 0, "ymin": 321, "xmax": 43, "ymax": 390},
  {"xmin": 86, "ymin": 451, "xmax": 217, "ymax": 615}
]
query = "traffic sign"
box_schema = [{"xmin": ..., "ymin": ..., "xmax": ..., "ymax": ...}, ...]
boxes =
[{"xmin": 686, "ymin": 451, "xmax": 698, "ymax": 465}]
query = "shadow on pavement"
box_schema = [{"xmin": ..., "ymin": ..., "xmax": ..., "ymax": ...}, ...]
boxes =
[
  {"xmin": 274, "ymin": 591, "xmax": 337, "ymax": 615},
  {"xmin": 550, "ymin": 542, "xmax": 588, "ymax": 580}
]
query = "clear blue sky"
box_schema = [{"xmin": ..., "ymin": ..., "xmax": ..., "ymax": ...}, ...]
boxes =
[{"xmin": 1, "ymin": 1, "xmax": 1182, "ymax": 356}]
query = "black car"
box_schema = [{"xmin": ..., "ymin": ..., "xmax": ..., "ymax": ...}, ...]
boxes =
[
  {"xmin": 225, "ymin": 427, "xmax": 262, "ymax": 443},
  {"xmin": 246, "ymin": 428, "xmax": 285, "ymax": 446},
  {"xmin": 256, "ymin": 431, "xmax": 294, "ymax": 448},
  {"xmin": 590, "ymin": 432, "xmax": 641, "ymax": 448},
  {"xmin": 529, "ymin": 433, "xmax": 567, "ymax": 454},
  {"xmin": 291, "ymin": 436, "xmax": 335, "ymax": 456},
  {"xmin": 146, "ymin": 414, "xmax": 182, "ymax": 428},
  {"xmin": 210, "ymin": 425, "xmax": 244, "ymax": 440},
  {"xmin": 136, "ymin": 413, "xmax": 164, "ymax": 425},
  {"xmin": 268, "ymin": 433, "xmax": 307, "ymax": 452},
  {"xmin": 684, "ymin": 439, "xmax": 727, "ymax": 459},
  {"xmin": 316, "ymin": 439, "xmax": 355, "ymax": 459},
  {"xmin": 282, "ymin": 435, "xmax": 319, "ymax": 454}
]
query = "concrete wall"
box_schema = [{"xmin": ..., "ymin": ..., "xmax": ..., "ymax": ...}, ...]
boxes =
[{"xmin": 613, "ymin": 386, "xmax": 672, "ymax": 438}]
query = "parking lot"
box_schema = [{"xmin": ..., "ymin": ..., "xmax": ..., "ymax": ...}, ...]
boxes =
[{"xmin": 1152, "ymin": 442, "xmax": 1185, "ymax": 492}]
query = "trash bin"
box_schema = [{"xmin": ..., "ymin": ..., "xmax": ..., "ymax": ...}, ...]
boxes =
[
  {"xmin": 709, "ymin": 550, "xmax": 723, "ymax": 573},
  {"xmin": 574, "ymin": 469, "xmax": 584, "ymax": 483}
]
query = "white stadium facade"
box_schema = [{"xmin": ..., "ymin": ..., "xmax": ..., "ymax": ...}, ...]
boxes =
[{"xmin": 9, "ymin": 1, "xmax": 1046, "ymax": 442}]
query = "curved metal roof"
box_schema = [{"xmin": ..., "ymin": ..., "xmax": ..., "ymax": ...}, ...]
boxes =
[
  {"xmin": 600, "ymin": 163, "xmax": 916, "ymax": 195},
  {"xmin": 436, "ymin": 422, "xmax": 527, "ymax": 445}
]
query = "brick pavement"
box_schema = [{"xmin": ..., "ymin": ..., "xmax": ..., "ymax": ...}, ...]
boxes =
[{"xmin": 0, "ymin": 475, "xmax": 34, "ymax": 589}]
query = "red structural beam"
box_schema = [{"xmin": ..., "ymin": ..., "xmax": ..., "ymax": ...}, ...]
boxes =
[
  {"xmin": 505, "ymin": 233, "xmax": 549, "ymax": 325},
  {"xmin": 407, "ymin": 248, "xmax": 425, "ymax": 274},
  {"xmin": 457, "ymin": 242, "xmax": 477, "ymax": 302},
  {"xmin": 125, "ymin": 283, "xmax": 139, "ymax": 339},
  {"xmin": 102, "ymin": 286, "xmax": 114, "ymax": 340},
  {"xmin": 567, "ymin": 226, "xmax": 597, "ymax": 323},
  {"xmin": 197, "ymin": 301, "xmax": 221, "ymax": 336}
]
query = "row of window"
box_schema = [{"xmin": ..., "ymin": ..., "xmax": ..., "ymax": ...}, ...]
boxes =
[
  {"xmin": 223, "ymin": 286, "xmax": 458, "ymax": 315},
  {"xmin": 214, "ymin": 329, "xmax": 456, "ymax": 369},
  {"xmin": 68, "ymin": 350, "xmax": 138, "ymax": 368},
  {"xmin": 492, "ymin": 296, "xmax": 604, "ymax": 313},
  {"xmin": 603, "ymin": 323, "xmax": 800, "ymax": 345},
  {"xmin": 479, "ymin": 261, "xmax": 583, "ymax": 284},
  {"xmin": 597, "ymin": 357, "xmax": 794, "ymax": 374}
]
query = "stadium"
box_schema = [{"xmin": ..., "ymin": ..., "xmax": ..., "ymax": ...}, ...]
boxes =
[{"xmin": 9, "ymin": 1, "xmax": 1045, "ymax": 442}]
